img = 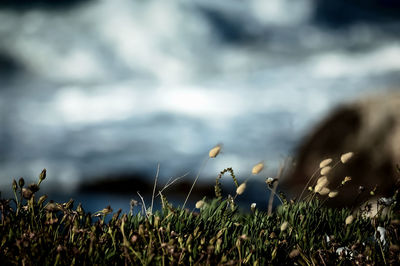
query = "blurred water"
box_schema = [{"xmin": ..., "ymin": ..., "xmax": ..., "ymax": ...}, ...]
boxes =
[{"xmin": 0, "ymin": 0, "xmax": 400, "ymax": 194}]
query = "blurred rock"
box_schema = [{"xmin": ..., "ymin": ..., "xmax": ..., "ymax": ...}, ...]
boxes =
[{"xmin": 283, "ymin": 92, "xmax": 400, "ymax": 206}]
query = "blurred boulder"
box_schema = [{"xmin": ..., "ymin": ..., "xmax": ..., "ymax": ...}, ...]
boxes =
[{"xmin": 282, "ymin": 93, "xmax": 400, "ymax": 206}]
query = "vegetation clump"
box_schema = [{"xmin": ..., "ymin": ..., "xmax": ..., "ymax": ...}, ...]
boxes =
[{"xmin": 0, "ymin": 151, "xmax": 400, "ymax": 265}]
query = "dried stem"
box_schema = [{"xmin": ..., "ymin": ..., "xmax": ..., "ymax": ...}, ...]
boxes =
[
  {"xmin": 137, "ymin": 191, "xmax": 148, "ymax": 219},
  {"xmin": 268, "ymin": 163, "xmax": 285, "ymax": 215},
  {"xmin": 150, "ymin": 163, "xmax": 160, "ymax": 214},
  {"xmin": 183, "ymin": 157, "xmax": 209, "ymax": 209}
]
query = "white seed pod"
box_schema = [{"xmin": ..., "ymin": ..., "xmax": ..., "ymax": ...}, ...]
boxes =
[
  {"xmin": 316, "ymin": 176, "xmax": 329, "ymax": 188},
  {"xmin": 252, "ymin": 163, "xmax": 264, "ymax": 175},
  {"xmin": 317, "ymin": 176, "xmax": 328, "ymax": 184},
  {"xmin": 236, "ymin": 183, "xmax": 246, "ymax": 195},
  {"xmin": 195, "ymin": 200, "xmax": 205, "ymax": 209},
  {"xmin": 341, "ymin": 152, "xmax": 354, "ymax": 164},
  {"xmin": 318, "ymin": 187, "xmax": 330, "ymax": 196},
  {"xmin": 319, "ymin": 158, "xmax": 333, "ymax": 168},
  {"xmin": 314, "ymin": 184, "xmax": 323, "ymax": 193},
  {"xmin": 250, "ymin": 203, "xmax": 256, "ymax": 212},
  {"xmin": 315, "ymin": 179, "xmax": 329, "ymax": 193},
  {"xmin": 209, "ymin": 145, "xmax": 221, "ymax": 158},
  {"xmin": 345, "ymin": 215, "xmax": 354, "ymax": 225},
  {"xmin": 280, "ymin": 221, "xmax": 289, "ymax": 231},
  {"xmin": 328, "ymin": 191, "xmax": 339, "ymax": 198},
  {"xmin": 320, "ymin": 166, "xmax": 332, "ymax": 176}
]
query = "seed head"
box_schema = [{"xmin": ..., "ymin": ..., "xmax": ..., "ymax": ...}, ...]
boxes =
[
  {"xmin": 250, "ymin": 203, "xmax": 256, "ymax": 212},
  {"xmin": 265, "ymin": 177, "xmax": 277, "ymax": 188},
  {"xmin": 341, "ymin": 152, "xmax": 354, "ymax": 164},
  {"xmin": 289, "ymin": 249, "xmax": 300, "ymax": 258},
  {"xmin": 236, "ymin": 183, "xmax": 246, "ymax": 195},
  {"xmin": 39, "ymin": 168, "xmax": 46, "ymax": 183},
  {"xmin": 28, "ymin": 183, "xmax": 39, "ymax": 193},
  {"xmin": 345, "ymin": 215, "xmax": 354, "ymax": 225},
  {"xmin": 57, "ymin": 245, "xmax": 64, "ymax": 253},
  {"xmin": 252, "ymin": 162, "xmax": 264, "ymax": 175},
  {"xmin": 319, "ymin": 158, "xmax": 333, "ymax": 168},
  {"xmin": 342, "ymin": 176, "xmax": 352, "ymax": 185},
  {"xmin": 328, "ymin": 191, "xmax": 339, "ymax": 198},
  {"xmin": 209, "ymin": 145, "xmax": 221, "ymax": 158},
  {"xmin": 45, "ymin": 202, "xmax": 61, "ymax": 212},
  {"xmin": 280, "ymin": 221, "xmax": 289, "ymax": 231},
  {"xmin": 22, "ymin": 188, "xmax": 33, "ymax": 199},
  {"xmin": 12, "ymin": 179, "xmax": 17, "ymax": 192},
  {"xmin": 195, "ymin": 200, "xmax": 205, "ymax": 209},
  {"xmin": 240, "ymin": 234, "xmax": 248, "ymax": 240},
  {"xmin": 315, "ymin": 176, "xmax": 329, "ymax": 192},
  {"xmin": 18, "ymin": 177, "xmax": 25, "ymax": 188},
  {"xmin": 320, "ymin": 166, "xmax": 331, "ymax": 176},
  {"xmin": 315, "ymin": 182, "xmax": 327, "ymax": 193},
  {"xmin": 318, "ymin": 187, "xmax": 330, "ymax": 196},
  {"xmin": 317, "ymin": 176, "xmax": 329, "ymax": 186}
]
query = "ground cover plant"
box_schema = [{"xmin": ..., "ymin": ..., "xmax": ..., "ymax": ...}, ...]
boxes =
[{"xmin": 0, "ymin": 147, "xmax": 400, "ymax": 265}]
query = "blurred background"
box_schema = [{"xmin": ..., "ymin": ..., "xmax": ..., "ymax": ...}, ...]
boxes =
[{"xmin": 0, "ymin": 0, "xmax": 400, "ymax": 212}]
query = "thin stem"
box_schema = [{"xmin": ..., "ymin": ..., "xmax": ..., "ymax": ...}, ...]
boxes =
[
  {"xmin": 268, "ymin": 163, "xmax": 285, "ymax": 215},
  {"xmin": 298, "ymin": 167, "xmax": 321, "ymax": 202},
  {"xmin": 267, "ymin": 186, "xmax": 284, "ymax": 207},
  {"xmin": 156, "ymin": 172, "xmax": 190, "ymax": 198},
  {"xmin": 301, "ymin": 160, "xmax": 340, "ymax": 202},
  {"xmin": 137, "ymin": 192, "xmax": 149, "ymax": 219},
  {"xmin": 150, "ymin": 163, "xmax": 160, "ymax": 215},
  {"xmin": 182, "ymin": 157, "xmax": 209, "ymax": 209}
]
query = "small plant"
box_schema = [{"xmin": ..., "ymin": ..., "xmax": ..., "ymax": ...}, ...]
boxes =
[{"xmin": 0, "ymin": 150, "xmax": 399, "ymax": 265}]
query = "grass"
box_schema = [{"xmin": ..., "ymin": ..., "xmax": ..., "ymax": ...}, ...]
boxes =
[{"xmin": 0, "ymin": 150, "xmax": 400, "ymax": 265}]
